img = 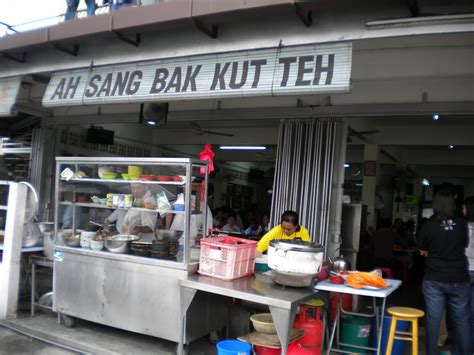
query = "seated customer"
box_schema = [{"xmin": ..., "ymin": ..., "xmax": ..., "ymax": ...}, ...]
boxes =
[
  {"xmin": 244, "ymin": 219, "xmax": 260, "ymax": 236},
  {"xmin": 222, "ymin": 214, "xmax": 241, "ymax": 233}
]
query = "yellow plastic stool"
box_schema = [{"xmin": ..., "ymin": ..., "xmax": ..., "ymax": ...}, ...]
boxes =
[{"xmin": 386, "ymin": 307, "xmax": 425, "ymax": 355}]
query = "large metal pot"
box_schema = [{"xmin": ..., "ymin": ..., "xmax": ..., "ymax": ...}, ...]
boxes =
[
  {"xmin": 104, "ymin": 234, "xmax": 140, "ymax": 254},
  {"xmin": 268, "ymin": 239, "xmax": 324, "ymax": 275}
]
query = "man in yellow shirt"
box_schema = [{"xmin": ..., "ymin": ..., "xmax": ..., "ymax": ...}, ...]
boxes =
[{"xmin": 257, "ymin": 210, "xmax": 310, "ymax": 253}]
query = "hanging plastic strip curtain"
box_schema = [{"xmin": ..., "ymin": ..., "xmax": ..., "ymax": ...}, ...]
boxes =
[{"xmin": 270, "ymin": 118, "xmax": 347, "ymax": 256}]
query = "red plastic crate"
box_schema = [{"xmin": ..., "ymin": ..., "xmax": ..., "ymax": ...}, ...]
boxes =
[{"xmin": 198, "ymin": 236, "xmax": 257, "ymax": 280}]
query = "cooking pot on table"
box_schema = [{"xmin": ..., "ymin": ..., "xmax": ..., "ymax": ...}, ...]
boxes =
[{"xmin": 268, "ymin": 239, "xmax": 324, "ymax": 287}]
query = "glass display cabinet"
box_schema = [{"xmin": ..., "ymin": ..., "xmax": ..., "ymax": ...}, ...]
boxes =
[{"xmin": 52, "ymin": 157, "xmax": 226, "ymax": 346}]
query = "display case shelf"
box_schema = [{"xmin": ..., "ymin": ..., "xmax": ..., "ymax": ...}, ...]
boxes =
[
  {"xmin": 61, "ymin": 177, "xmax": 186, "ymax": 186},
  {"xmin": 59, "ymin": 201, "xmax": 203, "ymax": 215}
]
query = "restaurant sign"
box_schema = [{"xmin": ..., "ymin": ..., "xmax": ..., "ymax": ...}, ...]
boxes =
[
  {"xmin": 0, "ymin": 77, "xmax": 21, "ymax": 117},
  {"xmin": 42, "ymin": 43, "xmax": 352, "ymax": 107}
]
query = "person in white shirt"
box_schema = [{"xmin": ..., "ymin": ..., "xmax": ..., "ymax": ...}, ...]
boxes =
[
  {"xmin": 106, "ymin": 184, "xmax": 157, "ymax": 237},
  {"xmin": 168, "ymin": 195, "xmax": 213, "ymax": 246},
  {"xmin": 222, "ymin": 214, "xmax": 241, "ymax": 233}
]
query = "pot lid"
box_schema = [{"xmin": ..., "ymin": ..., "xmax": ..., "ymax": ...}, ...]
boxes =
[{"xmin": 269, "ymin": 239, "xmax": 324, "ymax": 253}]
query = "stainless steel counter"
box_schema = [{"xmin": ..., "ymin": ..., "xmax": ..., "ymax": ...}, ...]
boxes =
[
  {"xmin": 179, "ymin": 273, "xmax": 317, "ymax": 355},
  {"xmin": 55, "ymin": 245, "xmax": 199, "ymax": 271},
  {"xmin": 54, "ymin": 249, "xmax": 227, "ymax": 345}
]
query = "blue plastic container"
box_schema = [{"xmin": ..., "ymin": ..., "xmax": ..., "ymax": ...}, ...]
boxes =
[
  {"xmin": 216, "ymin": 340, "xmax": 252, "ymax": 355},
  {"xmin": 370, "ymin": 313, "xmax": 409, "ymax": 354}
]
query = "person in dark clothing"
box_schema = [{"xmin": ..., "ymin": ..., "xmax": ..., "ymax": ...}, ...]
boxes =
[
  {"xmin": 419, "ymin": 190, "xmax": 470, "ymax": 355},
  {"xmin": 370, "ymin": 218, "xmax": 398, "ymax": 267}
]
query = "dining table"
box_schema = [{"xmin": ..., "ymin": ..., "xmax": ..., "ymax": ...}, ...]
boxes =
[{"xmin": 314, "ymin": 278, "xmax": 402, "ymax": 355}]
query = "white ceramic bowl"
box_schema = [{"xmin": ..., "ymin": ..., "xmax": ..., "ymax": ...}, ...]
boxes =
[{"xmin": 90, "ymin": 239, "xmax": 104, "ymax": 251}]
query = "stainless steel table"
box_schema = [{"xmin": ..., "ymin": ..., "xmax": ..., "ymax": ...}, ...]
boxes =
[
  {"xmin": 30, "ymin": 255, "xmax": 54, "ymax": 316},
  {"xmin": 315, "ymin": 279, "xmax": 402, "ymax": 355},
  {"xmin": 179, "ymin": 273, "xmax": 317, "ymax": 355}
]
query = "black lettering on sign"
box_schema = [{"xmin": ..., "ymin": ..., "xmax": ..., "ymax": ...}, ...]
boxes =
[
  {"xmin": 97, "ymin": 73, "xmax": 113, "ymax": 97},
  {"xmin": 210, "ymin": 62, "xmax": 230, "ymax": 90},
  {"xmin": 295, "ymin": 56, "xmax": 313, "ymax": 86},
  {"xmin": 50, "ymin": 78, "xmax": 66, "ymax": 100},
  {"xmin": 165, "ymin": 67, "xmax": 182, "ymax": 93},
  {"xmin": 250, "ymin": 59, "xmax": 267, "ymax": 88},
  {"xmin": 182, "ymin": 65, "xmax": 202, "ymax": 92},
  {"xmin": 64, "ymin": 76, "xmax": 81, "ymax": 99},
  {"xmin": 126, "ymin": 70, "xmax": 142, "ymax": 95},
  {"xmin": 150, "ymin": 69, "xmax": 169, "ymax": 94},
  {"xmin": 313, "ymin": 54, "xmax": 335, "ymax": 85},
  {"xmin": 229, "ymin": 61, "xmax": 248, "ymax": 89},
  {"xmin": 111, "ymin": 71, "xmax": 130, "ymax": 96},
  {"xmin": 85, "ymin": 74, "xmax": 101, "ymax": 97},
  {"xmin": 278, "ymin": 57, "xmax": 297, "ymax": 87}
]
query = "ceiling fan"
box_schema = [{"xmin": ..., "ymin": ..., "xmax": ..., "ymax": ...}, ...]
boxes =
[{"xmin": 190, "ymin": 122, "xmax": 234, "ymax": 137}]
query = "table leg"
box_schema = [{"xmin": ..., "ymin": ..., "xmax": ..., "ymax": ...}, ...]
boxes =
[
  {"xmin": 178, "ymin": 287, "xmax": 197, "ymax": 355},
  {"xmin": 376, "ymin": 298, "xmax": 387, "ymax": 355},
  {"xmin": 269, "ymin": 305, "xmax": 296, "ymax": 355},
  {"xmin": 326, "ymin": 311, "xmax": 337, "ymax": 355},
  {"xmin": 30, "ymin": 262, "xmax": 36, "ymax": 316},
  {"xmin": 336, "ymin": 294, "xmax": 341, "ymax": 346}
]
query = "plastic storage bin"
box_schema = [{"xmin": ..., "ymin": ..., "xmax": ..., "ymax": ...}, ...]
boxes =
[
  {"xmin": 340, "ymin": 315, "xmax": 372, "ymax": 353},
  {"xmin": 216, "ymin": 340, "xmax": 252, "ymax": 355},
  {"xmin": 199, "ymin": 236, "xmax": 257, "ymax": 280},
  {"xmin": 370, "ymin": 311, "xmax": 408, "ymax": 355}
]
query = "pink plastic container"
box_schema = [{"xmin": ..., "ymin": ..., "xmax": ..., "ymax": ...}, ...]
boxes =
[{"xmin": 199, "ymin": 236, "xmax": 257, "ymax": 280}]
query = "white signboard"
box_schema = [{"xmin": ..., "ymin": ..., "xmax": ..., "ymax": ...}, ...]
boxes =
[
  {"xmin": 0, "ymin": 77, "xmax": 21, "ymax": 117},
  {"xmin": 42, "ymin": 43, "xmax": 352, "ymax": 107}
]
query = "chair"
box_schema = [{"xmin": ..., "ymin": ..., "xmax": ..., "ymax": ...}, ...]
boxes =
[{"xmin": 385, "ymin": 307, "xmax": 424, "ymax": 355}]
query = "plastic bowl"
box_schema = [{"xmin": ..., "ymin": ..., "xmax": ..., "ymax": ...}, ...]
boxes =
[
  {"xmin": 250, "ymin": 313, "xmax": 276, "ymax": 334},
  {"xmin": 128, "ymin": 166, "xmax": 143, "ymax": 179},
  {"xmin": 157, "ymin": 175, "xmax": 171, "ymax": 181},
  {"xmin": 121, "ymin": 173, "xmax": 130, "ymax": 180},
  {"xmin": 330, "ymin": 274, "xmax": 344, "ymax": 284},
  {"xmin": 98, "ymin": 166, "xmax": 114, "ymax": 179},
  {"xmin": 141, "ymin": 175, "xmax": 155, "ymax": 181},
  {"xmin": 171, "ymin": 175, "xmax": 181, "ymax": 182},
  {"xmin": 102, "ymin": 172, "xmax": 117, "ymax": 180}
]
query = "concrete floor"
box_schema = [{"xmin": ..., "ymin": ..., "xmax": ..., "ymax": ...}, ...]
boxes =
[
  {"xmin": 0, "ymin": 325, "xmax": 76, "ymax": 355},
  {"xmin": 2, "ymin": 311, "xmax": 217, "ymax": 355},
  {"xmin": 5, "ymin": 262, "xmax": 456, "ymax": 354}
]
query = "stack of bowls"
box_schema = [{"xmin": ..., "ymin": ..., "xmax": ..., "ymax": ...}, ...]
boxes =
[
  {"xmin": 80, "ymin": 231, "xmax": 96, "ymax": 249},
  {"xmin": 90, "ymin": 238, "xmax": 104, "ymax": 251}
]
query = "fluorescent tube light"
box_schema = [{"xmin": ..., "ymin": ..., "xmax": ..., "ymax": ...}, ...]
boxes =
[{"xmin": 220, "ymin": 146, "xmax": 266, "ymax": 150}]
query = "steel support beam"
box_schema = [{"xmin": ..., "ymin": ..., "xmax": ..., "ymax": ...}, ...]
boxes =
[
  {"xmin": 53, "ymin": 43, "xmax": 79, "ymax": 57},
  {"xmin": 193, "ymin": 19, "xmax": 218, "ymax": 39}
]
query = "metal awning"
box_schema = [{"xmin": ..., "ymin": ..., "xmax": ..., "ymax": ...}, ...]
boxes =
[{"xmin": 0, "ymin": 77, "xmax": 21, "ymax": 117}]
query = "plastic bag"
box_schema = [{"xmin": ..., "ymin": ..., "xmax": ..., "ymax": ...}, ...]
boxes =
[{"xmin": 156, "ymin": 191, "xmax": 172, "ymax": 214}]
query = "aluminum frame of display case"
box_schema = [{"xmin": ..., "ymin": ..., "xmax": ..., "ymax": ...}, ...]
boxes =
[{"xmin": 52, "ymin": 157, "xmax": 227, "ymax": 346}]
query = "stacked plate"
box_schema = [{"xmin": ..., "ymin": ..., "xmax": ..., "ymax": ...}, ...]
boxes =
[{"xmin": 131, "ymin": 241, "xmax": 151, "ymax": 257}]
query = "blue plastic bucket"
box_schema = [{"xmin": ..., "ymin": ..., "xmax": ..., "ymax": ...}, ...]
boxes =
[
  {"xmin": 216, "ymin": 340, "xmax": 252, "ymax": 355},
  {"xmin": 370, "ymin": 314, "xmax": 409, "ymax": 354}
]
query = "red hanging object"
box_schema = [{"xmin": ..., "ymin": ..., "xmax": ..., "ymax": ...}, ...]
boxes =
[
  {"xmin": 199, "ymin": 144, "xmax": 215, "ymax": 175},
  {"xmin": 198, "ymin": 144, "xmax": 215, "ymax": 203}
]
